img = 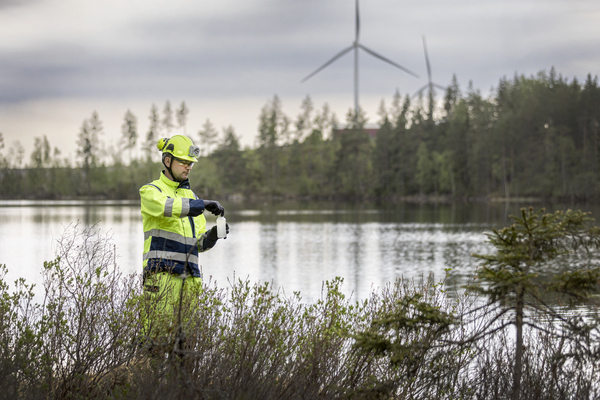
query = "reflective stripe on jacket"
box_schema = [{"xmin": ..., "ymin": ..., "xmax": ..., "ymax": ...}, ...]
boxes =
[{"xmin": 140, "ymin": 172, "xmax": 214, "ymax": 277}]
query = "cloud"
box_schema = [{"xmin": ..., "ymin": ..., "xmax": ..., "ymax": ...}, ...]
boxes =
[
  {"xmin": 1, "ymin": 0, "xmax": 600, "ymax": 158},
  {"xmin": 0, "ymin": 0, "xmax": 40, "ymax": 9}
]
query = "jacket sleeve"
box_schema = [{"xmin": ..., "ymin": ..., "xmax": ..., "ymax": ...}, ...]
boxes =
[{"xmin": 140, "ymin": 185, "xmax": 205, "ymax": 218}]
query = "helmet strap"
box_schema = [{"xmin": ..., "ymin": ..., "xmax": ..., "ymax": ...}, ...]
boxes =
[{"xmin": 163, "ymin": 154, "xmax": 181, "ymax": 182}]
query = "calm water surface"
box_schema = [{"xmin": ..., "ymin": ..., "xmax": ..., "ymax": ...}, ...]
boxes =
[{"xmin": 1, "ymin": 199, "xmax": 598, "ymax": 302}]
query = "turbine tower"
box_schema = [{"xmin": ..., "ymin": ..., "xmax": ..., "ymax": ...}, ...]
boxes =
[
  {"xmin": 301, "ymin": 0, "xmax": 419, "ymax": 121},
  {"xmin": 413, "ymin": 35, "xmax": 447, "ymax": 99}
]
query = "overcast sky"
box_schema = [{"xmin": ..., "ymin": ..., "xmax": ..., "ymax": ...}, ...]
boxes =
[{"xmin": 1, "ymin": 0, "xmax": 599, "ymax": 160}]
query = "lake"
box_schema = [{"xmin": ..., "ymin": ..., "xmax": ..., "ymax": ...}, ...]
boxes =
[{"xmin": 1, "ymin": 199, "xmax": 598, "ymax": 302}]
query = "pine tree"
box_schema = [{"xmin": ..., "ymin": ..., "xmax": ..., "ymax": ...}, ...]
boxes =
[
  {"xmin": 416, "ymin": 141, "xmax": 434, "ymax": 194},
  {"xmin": 388, "ymin": 94, "xmax": 416, "ymax": 195},
  {"xmin": 198, "ymin": 119, "xmax": 218, "ymax": 156},
  {"xmin": 144, "ymin": 104, "xmax": 161, "ymax": 162},
  {"xmin": 30, "ymin": 135, "xmax": 51, "ymax": 168},
  {"xmin": 443, "ymin": 74, "xmax": 460, "ymax": 120},
  {"xmin": 0, "ymin": 132, "xmax": 5, "ymax": 168},
  {"xmin": 376, "ymin": 99, "xmax": 388, "ymax": 126},
  {"xmin": 332, "ymin": 108, "xmax": 372, "ymax": 196},
  {"xmin": 373, "ymin": 116, "xmax": 394, "ymax": 195},
  {"xmin": 294, "ymin": 95, "xmax": 314, "ymax": 142},
  {"xmin": 469, "ymin": 208, "xmax": 600, "ymax": 400},
  {"xmin": 389, "ymin": 89, "xmax": 403, "ymax": 128},
  {"xmin": 9, "ymin": 141, "xmax": 25, "ymax": 169},
  {"xmin": 176, "ymin": 101, "xmax": 190, "ymax": 135},
  {"xmin": 28, "ymin": 135, "xmax": 52, "ymax": 197},
  {"xmin": 76, "ymin": 111, "xmax": 103, "ymax": 170},
  {"xmin": 313, "ymin": 103, "xmax": 333, "ymax": 139},
  {"xmin": 88, "ymin": 111, "xmax": 105, "ymax": 165},
  {"xmin": 257, "ymin": 95, "xmax": 289, "ymax": 193},
  {"xmin": 213, "ymin": 125, "xmax": 246, "ymax": 191},
  {"xmin": 120, "ymin": 109, "xmax": 138, "ymax": 164},
  {"xmin": 162, "ymin": 100, "xmax": 174, "ymax": 135}
]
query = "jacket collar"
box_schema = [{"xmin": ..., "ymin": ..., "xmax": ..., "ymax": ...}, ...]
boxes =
[{"xmin": 160, "ymin": 171, "xmax": 191, "ymax": 189}]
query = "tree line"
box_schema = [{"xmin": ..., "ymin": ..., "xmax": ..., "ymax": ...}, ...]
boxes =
[{"xmin": 1, "ymin": 67, "xmax": 600, "ymax": 201}]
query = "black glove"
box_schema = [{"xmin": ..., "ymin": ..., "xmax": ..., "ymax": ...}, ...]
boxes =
[{"xmin": 204, "ymin": 200, "xmax": 224, "ymax": 216}]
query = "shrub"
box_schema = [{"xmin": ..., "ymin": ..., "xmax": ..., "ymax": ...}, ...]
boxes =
[{"xmin": 0, "ymin": 216, "xmax": 598, "ymax": 399}]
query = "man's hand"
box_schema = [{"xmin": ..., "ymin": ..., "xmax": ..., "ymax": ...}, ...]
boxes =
[{"xmin": 204, "ymin": 200, "xmax": 224, "ymax": 216}]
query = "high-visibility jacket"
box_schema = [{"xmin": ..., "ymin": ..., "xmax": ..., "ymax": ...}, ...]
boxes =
[{"xmin": 140, "ymin": 172, "xmax": 216, "ymax": 278}]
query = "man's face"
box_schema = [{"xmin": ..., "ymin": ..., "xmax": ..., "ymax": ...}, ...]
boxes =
[{"xmin": 166, "ymin": 156, "xmax": 193, "ymax": 182}]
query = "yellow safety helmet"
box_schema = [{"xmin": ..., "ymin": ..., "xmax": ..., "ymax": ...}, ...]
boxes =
[{"xmin": 157, "ymin": 135, "xmax": 200, "ymax": 163}]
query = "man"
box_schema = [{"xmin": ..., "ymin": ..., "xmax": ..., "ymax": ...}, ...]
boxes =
[{"xmin": 139, "ymin": 134, "xmax": 227, "ymax": 338}]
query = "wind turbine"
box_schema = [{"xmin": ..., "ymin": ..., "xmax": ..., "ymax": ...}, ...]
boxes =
[
  {"xmin": 301, "ymin": 0, "xmax": 419, "ymax": 121},
  {"xmin": 412, "ymin": 36, "xmax": 447, "ymax": 99}
]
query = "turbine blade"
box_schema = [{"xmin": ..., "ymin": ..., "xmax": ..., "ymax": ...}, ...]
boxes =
[
  {"xmin": 433, "ymin": 83, "xmax": 447, "ymax": 91},
  {"xmin": 355, "ymin": 0, "xmax": 360, "ymax": 41},
  {"xmin": 358, "ymin": 44, "xmax": 419, "ymax": 78},
  {"xmin": 423, "ymin": 35, "xmax": 432, "ymax": 81},
  {"xmin": 301, "ymin": 45, "xmax": 354, "ymax": 83},
  {"xmin": 412, "ymin": 84, "xmax": 428, "ymax": 99}
]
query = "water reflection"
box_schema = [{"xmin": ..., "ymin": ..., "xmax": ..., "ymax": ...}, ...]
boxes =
[
  {"xmin": 258, "ymin": 222, "xmax": 278, "ymax": 286},
  {"xmin": 2, "ymin": 199, "xmax": 600, "ymax": 302}
]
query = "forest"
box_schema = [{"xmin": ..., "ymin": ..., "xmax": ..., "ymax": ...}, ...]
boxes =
[{"xmin": 1, "ymin": 67, "xmax": 600, "ymax": 202}]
